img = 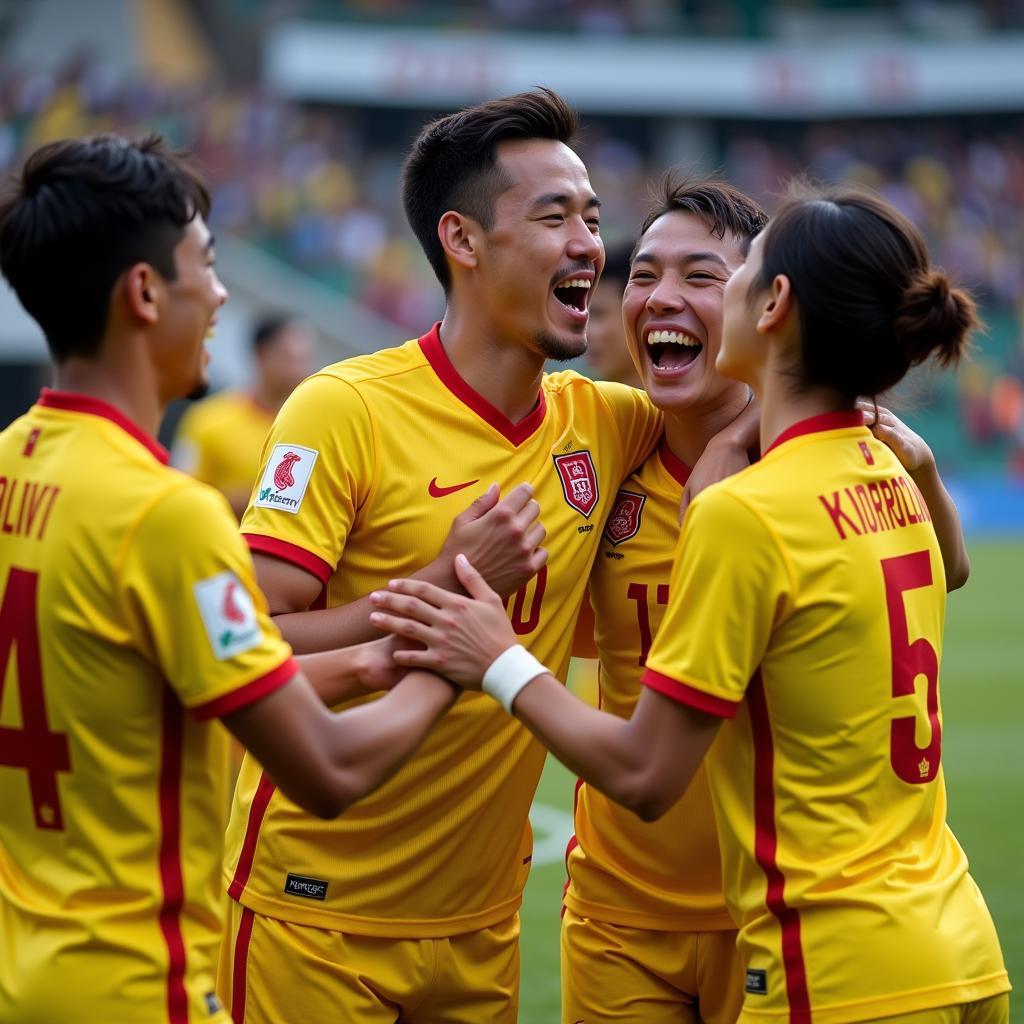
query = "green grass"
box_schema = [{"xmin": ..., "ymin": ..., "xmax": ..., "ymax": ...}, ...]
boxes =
[{"xmin": 519, "ymin": 540, "xmax": 1023, "ymax": 1023}]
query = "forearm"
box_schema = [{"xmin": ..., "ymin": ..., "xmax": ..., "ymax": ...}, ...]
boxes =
[
  {"xmin": 509, "ymin": 675, "xmax": 694, "ymax": 821},
  {"xmin": 294, "ymin": 646, "xmax": 370, "ymax": 706},
  {"xmin": 910, "ymin": 460, "xmax": 970, "ymax": 590}
]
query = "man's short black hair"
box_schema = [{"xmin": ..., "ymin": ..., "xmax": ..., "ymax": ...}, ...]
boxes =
[
  {"xmin": 402, "ymin": 88, "xmax": 579, "ymax": 293},
  {"xmin": 252, "ymin": 313, "xmax": 302, "ymax": 354},
  {"xmin": 600, "ymin": 242, "xmax": 635, "ymax": 285},
  {"xmin": 0, "ymin": 133, "xmax": 210, "ymax": 361}
]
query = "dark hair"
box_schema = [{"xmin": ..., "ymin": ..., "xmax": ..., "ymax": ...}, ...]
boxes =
[
  {"xmin": 636, "ymin": 172, "xmax": 768, "ymax": 258},
  {"xmin": 253, "ymin": 313, "xmax": 302, "ymax": 353},
  {"xmin": 752, "ymin": 185, "xmax": 977, "ymax": 400},
  {"xmin": 0, "ymin": 133, "xmax": 210, "ymax": 361},
  {"xmin": 402, "ymin": 88, "xmax": 579, "ymax": 292}
]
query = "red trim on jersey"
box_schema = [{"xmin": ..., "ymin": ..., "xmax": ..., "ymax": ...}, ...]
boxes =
[
  {"xmin": 763, "ymin": 410, "xmax": 866, "ymax": 457},
  {"xmin": 244, "ymin": 534, "xmax": 333, "ymax": 586},
  {"xmin": 192, "ymin": 658, "xmax": 299, "ymax": 720},
  {"xmin": 418, "ymin": 323, "xmax": 548, "ymax": 447},
  {"xmin": 37, "ymin": 389, "xmax": 170, "ymax": 464},
  {"xmin": 642, "ymin": 668, "xmax": 739, "ymax": 719},
  {"xmin": 657, "ymin": 436, "xmax": 692, "ymax": 487},
  {"xmin": 748, "ymin": 670, "xmax": 811, "ymax": 1023},
  {"xmin": 561, "ymin": 776, "xmax": 585, "ymax": 917},
  {"xmin": 227, "ymin": 771, "xmax": 278, "ymax": 902},
  {"xmin": 157, "ymin": 685, "xmax": 189, "ymax": 1024},
  {"xmin": 231, "ymin": 907, "xmax": 256, "ymax": 1024}
]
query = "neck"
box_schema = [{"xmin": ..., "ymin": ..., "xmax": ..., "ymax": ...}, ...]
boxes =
[
  {"xmin": 756, "ymin": 361, "xmax": 849, "ymax": 454},
  {"xmin": 53, "ymin": 355, "xmax": 163, "ymax": 439},
  {"xmin": 252, "ymin": 380, "xmax": 286, "ymax": 413},
  {"xmin": 662, "ymin": 388, "xmax": 751, "ymax": 469},
  {"xmin": 438, "ymin": 308, "xmax": 546, "ymax": 424}
]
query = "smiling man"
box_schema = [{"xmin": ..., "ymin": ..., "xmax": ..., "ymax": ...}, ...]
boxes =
[{"xmin": 217, "ymin": 90, "xmax": 666, "ymax": 1023}]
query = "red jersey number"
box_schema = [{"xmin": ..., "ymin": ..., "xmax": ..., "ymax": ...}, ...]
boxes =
[
  {"xmin": 506, "ymin": 565, "xmax": 548, "ymax": 636},
  {"xmin": 882, "ymin": 551, "xmax": 941, "ymax": 784},
  {"xmin": 626, "ymin": 582, "xmax": 670, "ymax": 666},
  {"xmin": 0, "ymin": 568, "xmax": 71, "ymax": 829}
]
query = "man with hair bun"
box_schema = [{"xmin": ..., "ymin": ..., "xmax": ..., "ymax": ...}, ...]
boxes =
[{"xmin": 372, "ymin": 185, "xmax": 1010, "ymax": 1024}]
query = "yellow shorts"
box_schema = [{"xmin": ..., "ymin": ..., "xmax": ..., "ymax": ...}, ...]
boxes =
[
  {"xmin": 217, "ymin": 899, "xmax": 520, "ymax": 1024},
  {"xmin": 561, "ymin": 907, "xmax": 745, "ymax": 1024},
  {"xmin": 854, "ymin": 993, "xmax": 1010, "ymax": 1024}
]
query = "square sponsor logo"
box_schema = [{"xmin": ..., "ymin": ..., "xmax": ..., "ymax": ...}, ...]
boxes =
[
  {"xmin": 193, "ymin": 571, "xmax": 262, "ymax": 661},
  {"xmin": 254, "ymin": 443, "xmax": 319, "ymax": 514}
]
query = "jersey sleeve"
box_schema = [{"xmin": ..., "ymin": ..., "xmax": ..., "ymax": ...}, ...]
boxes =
[
  {"xmin": 642, "ymin": 487, "xmax": 790, "ymax": 717},
  {"xmin": 120, "ymin": 481, "xmax": 298, "ymax": 719},
  {"xmin": 240, "ymin": 373, "xmax": 375, "ymax": 585},
  {"xmin": 593, "ymin": 381, "xmax": 663, "ymax": 472}
]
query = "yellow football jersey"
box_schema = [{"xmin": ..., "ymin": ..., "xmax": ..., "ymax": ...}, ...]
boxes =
[
  {"xmin": 172, "ymin": 390, "xmax": 275, "ymax": 501},
  {"xmin": 226, "ymin": 324, "xmax": 662, "ymax": 937},
  {"xmin": 0, "ymin": 391, "xmax": 296, "ymax": 1024},
  {"xmin": 565, "ymin": 438, "xmax": 734, "ymax": 931},
  {"xmin": 643, "ymin": 411, "xmax": 1009, "ymax": 1022}
]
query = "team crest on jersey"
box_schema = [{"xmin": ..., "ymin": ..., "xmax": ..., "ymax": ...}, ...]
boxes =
[
  {"xmin": 553, "ymin": 450, "xmax": 599, "ymax": 518},
  {"xmin": 254, "ymin": 443, "xmax": 318, "ymax": 514},
  {"xmin": 193, "ymin": 571, "xmax": 262, "ymax": 660},
  {"xmin": 603, "ymin": 489, "xmax": 646, "ymax": 546}
]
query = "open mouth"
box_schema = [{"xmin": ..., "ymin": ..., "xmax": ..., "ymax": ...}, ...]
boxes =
[
  {"xmin": 646, "ymin": 329, "xmax": 702, "ymax": 371},
  {"xmin": 553, "ymin": 277, "xmax": 592, "ymax": 314}
]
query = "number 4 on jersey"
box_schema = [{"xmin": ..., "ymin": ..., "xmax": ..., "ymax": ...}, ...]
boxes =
[{"xmin": 0, "ymin": 568, "xmax": 71, "ymax": 829}]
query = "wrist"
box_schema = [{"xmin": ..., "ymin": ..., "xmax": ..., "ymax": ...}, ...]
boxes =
[{"xmin": 482, "ymin": 645, "xmax": 549, "ymax": 713}]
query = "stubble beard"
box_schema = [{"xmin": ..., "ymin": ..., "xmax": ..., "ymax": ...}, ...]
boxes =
[{"xmin": 535, "ymin": 329, "xmax": 587, "ymax": 363}]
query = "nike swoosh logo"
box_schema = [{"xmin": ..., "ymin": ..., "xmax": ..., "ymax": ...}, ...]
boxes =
[{"xmin": 428, "ymin": 477, "xmax": 480, "ymax": 498}]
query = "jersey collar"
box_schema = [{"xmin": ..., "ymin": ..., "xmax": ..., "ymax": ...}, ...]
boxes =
[
  {"xmin": 657, "ymin": 435, "xmax": 691, "ymax": 487},
  {"xmin": 37, "ymin": 389, "xmax": 170, "ymax": 465},
  {"xmin": 763, "ymin": 409, "xmax": 866, "ymax": 457},
  {"xmin": 418, "ymin": 323, "xmax": 548, "ymax": 447}
]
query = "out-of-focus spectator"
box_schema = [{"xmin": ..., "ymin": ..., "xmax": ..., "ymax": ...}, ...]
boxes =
[
  {"xmin": 172, "ymin": 314, "xmax": 316, "ymax": 517},
  {"xmin": 584, "ymin": 242, "xmax": 641, "ymax": 388}
]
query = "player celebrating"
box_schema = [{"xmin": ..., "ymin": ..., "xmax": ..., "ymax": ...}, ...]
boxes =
[
  {"xmin": 173, "ymin": 313, "xmax": 317, "ymax": 518},
  {"xmin": 0, "ymin": 135, "xmax": 460, "ymax": 1024},
  {"xmin": 371, "ymin": 186, "xmax": 1010, "ymax": 1022},
  {"xmin": 218, "ymin": 89, "xmax": 673, "ymax": 1022}
]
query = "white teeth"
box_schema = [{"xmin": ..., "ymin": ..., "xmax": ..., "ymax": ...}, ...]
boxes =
[
  {"xmin": 555, "ymin": 279, "xmax": 592, "ymax": 290},
  {"xmin": 647, "ymin": 330, "xmax": 700, "ymax": 347}
]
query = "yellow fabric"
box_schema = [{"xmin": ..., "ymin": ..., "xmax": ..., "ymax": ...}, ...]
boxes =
[
  {"xmin": 566, "ymin": 445, "xmax": 735, "ymax": 931},
  {"xmin": 0, "ymin": 396, "xmax": 293, "ymax": 1023},
  {"xmin": 218, "ymin": 900, "xmax": 520, "ymax": 1024},
  {"xmin": 644, "ymin": 416, "xmax": 1010, "ymax": 1023},
  {"xmin": 560, "ymin": 907, "xmax": 744, "ymax": 1024},
  {"xmin": 225, "ymin": 329, "xmax": 662, "ymax": 937},
  {"xmin": 172, "ymin": 390, "xmax": 275, "ymax": 500},
  {"xmin": 844, "ymin": 994, "xmax": 1010, "ymax": 1024}
]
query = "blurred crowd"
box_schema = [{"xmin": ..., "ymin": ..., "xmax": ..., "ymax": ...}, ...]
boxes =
[{"xmin": 1, "ymin": 58, "xmax": 1023, "ymax": 472}]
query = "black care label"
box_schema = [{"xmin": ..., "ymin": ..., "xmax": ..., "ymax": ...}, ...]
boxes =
[
  {"xmin": 745, "ymin": 968, "xmax": 768, "ymax": 995},
  {"xmin": 284, "ymin": 872, "xmax": 328, "ymax": 901}
]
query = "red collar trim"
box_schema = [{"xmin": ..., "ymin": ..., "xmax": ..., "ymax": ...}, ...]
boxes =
[
  {"xmin": 37, "ymin": 389, "xmax": 170, "ymax": 465},
  {"xmin": 418, "ymin": 323, "xmax": 547, "ymax": 447},
  {"xmin": 657, "ymin": 436, "xmax": 691, "ymax": 487},
  {"xmin": 763, "ymin": 409, "xmax": 866, "ymax": 457}
]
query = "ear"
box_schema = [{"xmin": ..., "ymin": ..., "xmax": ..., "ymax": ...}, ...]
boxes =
[
  {"xmin": 122, "ymin": 263, "xmax": 161, "ymax": 325},
  {"xmin": 755, "ymin": 274, "xmax": 793, "ymax": 335},
  {"xmin": 437, "ymin": 211, "xmax": 481, "ymax": 273}
]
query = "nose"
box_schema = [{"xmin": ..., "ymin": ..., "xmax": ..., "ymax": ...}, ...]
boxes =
[
  {"xmin": 646, "ymin": 275, "xmax": 684, "ymax": 316},
  {"xmin": 567, "ymin": 218, "xmax": 603, "ymax": 267},
  {"xmin": 214, "ymin": 272, "xmax": 229, "ymax": 307}
]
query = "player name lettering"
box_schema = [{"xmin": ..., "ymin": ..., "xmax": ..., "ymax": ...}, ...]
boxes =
[
  {"xmin": 0, "ymin": 476, "xmax": 60, "ymax": 541},
  {"xmin": 818, "ymin": 475, "xmax": 931, "ymax": 541}
]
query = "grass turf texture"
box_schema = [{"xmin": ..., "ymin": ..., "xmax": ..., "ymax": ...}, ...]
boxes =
[{"xmin": 518, "ymin": 539, "xmax": 1023, "ymax": 1023}]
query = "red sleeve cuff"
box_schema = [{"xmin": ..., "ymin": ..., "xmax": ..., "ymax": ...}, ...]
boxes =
[
  {"xmin": 244, "ymin": 534, "xmax": 333, "ymax": 585},
  {"xmin": 641, "ymin": 667, "xmax": 739, "ymax": 719},
  {"xmin": 192, "ymin": 657, "xmax": 300, "ymax": 720}
]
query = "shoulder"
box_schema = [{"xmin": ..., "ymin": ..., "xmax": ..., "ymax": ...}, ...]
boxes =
[{"xmin": 317, "ymin": 338, "xmax": 428, "ymax": 388}]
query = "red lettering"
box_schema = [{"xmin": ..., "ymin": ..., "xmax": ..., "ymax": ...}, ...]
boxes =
[
  {"xmin": 2, "ymin": 477, "xmax": 18, "ymax": 534},
  {"xmin": 36, "ymin": 486, "xmax": 60, "ymax": 541},
  {"xmin": 506, "ymin": 565, "xmax": 547, "ymax": 636},
  {"xmin": 867, "ymin": 481, "xmax": 891, "ymax": 531},
  {"xmin": 817, "ymin": 491, "xmax": 862, "ymax": 540},
  {"xmin": 844, "ymin": 487, "xmax": 869, "ymax": 533},
  {"xmin": 854, "ymin": 485, "xmax": 878, "ymax": 532},
  {"xmin": 881, "ymin": 478, "xmax": 904, "ymax": 527}
]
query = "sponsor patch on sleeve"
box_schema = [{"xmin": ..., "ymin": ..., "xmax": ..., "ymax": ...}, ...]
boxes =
[
  {"xmin": 253, "ymin": 443, "xmax": 319, "ymax": 514},
  {"xmin": 193, "ymin": 571, "xmax": 263, "ymax": 660}
]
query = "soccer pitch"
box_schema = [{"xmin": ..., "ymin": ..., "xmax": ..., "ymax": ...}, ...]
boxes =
[{"xmin": 518, "ymin": 539, "xmax": 1024, "ymax": 1023}]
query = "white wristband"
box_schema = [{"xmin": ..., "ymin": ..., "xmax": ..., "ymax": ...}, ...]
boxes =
[{"xmin": 483, "ymin": 645, "xmax": 549, "ymax": 713}]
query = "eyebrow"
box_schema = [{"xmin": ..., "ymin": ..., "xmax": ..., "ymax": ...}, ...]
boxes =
[
  {"xmin": 632, "ymin": 249, "xmax": 729, "ymax": 270},
  {"xmin": 529, "ymin": 192, "xmax": 602, "ymax": 213}
]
